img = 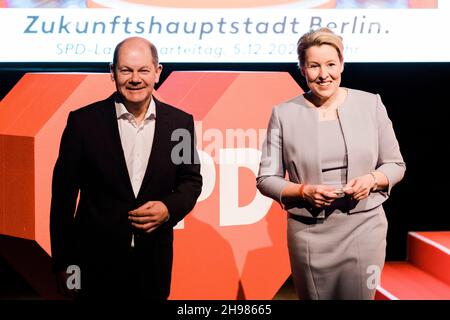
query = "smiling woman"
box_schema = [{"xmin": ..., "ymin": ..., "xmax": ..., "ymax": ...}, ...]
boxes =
[
  {"xmin": 301, "ymin": 45, "xmax": 345, "ymax": 118},
  {"xmin": 257, "ymin": 27, "xmax": 406, "ymax": 300},
  {"xmin": 296, "ymin": 27, "xmax": 346, "ymax": 120}
]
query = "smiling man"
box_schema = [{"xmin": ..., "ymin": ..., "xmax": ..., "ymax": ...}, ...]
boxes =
[{"xmin": 50, "ymin": 37, "xmax": 202, "ymax": 300}]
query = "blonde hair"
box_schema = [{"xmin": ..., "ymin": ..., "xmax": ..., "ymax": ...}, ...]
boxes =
[{"xmin": 297, "ymin": 28, "xmax": 344, "ymax": 67}]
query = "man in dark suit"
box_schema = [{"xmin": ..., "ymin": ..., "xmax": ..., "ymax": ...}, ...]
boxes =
[{"xmin": 50, "ymin": 37, "xmax": 202, "ymax": 300}]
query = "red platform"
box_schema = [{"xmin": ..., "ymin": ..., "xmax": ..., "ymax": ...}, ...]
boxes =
[{"xmin": 376, "ymin": 231, "xmax": 450, "ymax": 300}]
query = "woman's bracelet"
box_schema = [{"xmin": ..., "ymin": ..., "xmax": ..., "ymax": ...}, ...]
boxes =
[{"xmin": 299, "ymin": 184, "xmax": 306, "ymax": 199}]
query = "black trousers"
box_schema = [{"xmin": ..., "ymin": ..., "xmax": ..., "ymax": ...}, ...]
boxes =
[{"xmin": 77, "ymin": 244, "xmax": 172, "ymax": 301}]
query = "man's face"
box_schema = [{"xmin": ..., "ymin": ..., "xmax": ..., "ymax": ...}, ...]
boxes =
[{"xmin": 111, "ymin": 39, "xmax": 162, "ymax": 108}]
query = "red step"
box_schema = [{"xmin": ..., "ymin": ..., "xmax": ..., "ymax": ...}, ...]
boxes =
[
  {"xmin": 377, "ymin": 262, "xmax": 450, "ymax": 300},
  {"xmin": 376, "ymin": 231, "xmax": 450, "ymax": 300},
  {"xmin": 408, "ymin": 231, "xmax": 450, "ymax": 285}
]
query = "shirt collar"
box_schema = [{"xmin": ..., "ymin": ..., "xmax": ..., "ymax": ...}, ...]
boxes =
[{"xmin": 114, "ymin": 96, "xmax": 156, "ymax": 121}]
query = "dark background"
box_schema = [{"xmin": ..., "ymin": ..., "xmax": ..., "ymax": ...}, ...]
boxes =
[{"xmin": 1, "ymin": 61, "xmax": 449, "ymax": 264}]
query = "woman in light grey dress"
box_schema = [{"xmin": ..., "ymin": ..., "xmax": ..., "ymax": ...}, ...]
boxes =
[{"xmin": 257, "ymin": 28, "xmax": 405, "ymax": 300}]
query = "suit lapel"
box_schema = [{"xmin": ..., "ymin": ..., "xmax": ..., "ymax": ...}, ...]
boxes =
[
  {"xmin": 137, "ymin": 97, "xmax": 171, "ymax": 200},
  {"xmin": 337, "ymin": 89, "xmax": 356, "ymax": 181},
  {"xmin": 100, "ymin": 94, "xmax": 135, "ymax": 200},
  {"xmin": 294, "ymin": 96, "xmax": 323, "ymax": 185}
]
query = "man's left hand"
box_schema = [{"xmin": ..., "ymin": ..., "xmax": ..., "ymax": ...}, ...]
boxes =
[{"xmin": 128, "ymin": 201, "xmax": 169, "ymax": 233}]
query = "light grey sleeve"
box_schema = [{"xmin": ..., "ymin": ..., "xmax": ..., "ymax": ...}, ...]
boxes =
[
  {"xmin": 375, "ymin": 94, "xmax": 406, "ymax": 194},
  {"xmin": 257, "ymin": 107, "xmax": 290, "ymax": 205}
]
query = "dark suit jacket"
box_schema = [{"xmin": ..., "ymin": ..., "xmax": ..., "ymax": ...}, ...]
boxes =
[{"xmin": 50, "ymin": 93, "xmax": 202, "ymax": 298}]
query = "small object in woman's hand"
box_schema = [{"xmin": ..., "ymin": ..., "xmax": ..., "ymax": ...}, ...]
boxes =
[{"xmin": 334, "ymin": 189, "xmax": 345, "ymax": 198}]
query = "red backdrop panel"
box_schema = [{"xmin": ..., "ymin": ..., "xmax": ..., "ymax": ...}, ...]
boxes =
[{"xmin": 0, "ymin": 71, "xmax": 302, "ymax": 299}]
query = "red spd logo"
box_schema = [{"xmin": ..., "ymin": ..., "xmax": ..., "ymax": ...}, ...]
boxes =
[{"xmin": 158, "ymin": 71, "xmax": 302, "ymax": 299}]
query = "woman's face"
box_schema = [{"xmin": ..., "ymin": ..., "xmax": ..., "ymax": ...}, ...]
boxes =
[{"xmin": 301, "ymin": 44, "xmax": 344, "ymax": 104}]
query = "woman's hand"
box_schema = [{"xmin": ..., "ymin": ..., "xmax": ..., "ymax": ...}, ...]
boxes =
[
  {"xmin": 303, "ymin": 184, "xmax": 339, "ymax": 208},
  {"xmin": 344, "ymin": 174, "xmax": 376, "ymax": 201}
]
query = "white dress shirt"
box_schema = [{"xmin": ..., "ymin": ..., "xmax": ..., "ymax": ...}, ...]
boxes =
[{"xmin": 115, "ymin": 98, "xmax": 156, "ymax": 246}]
